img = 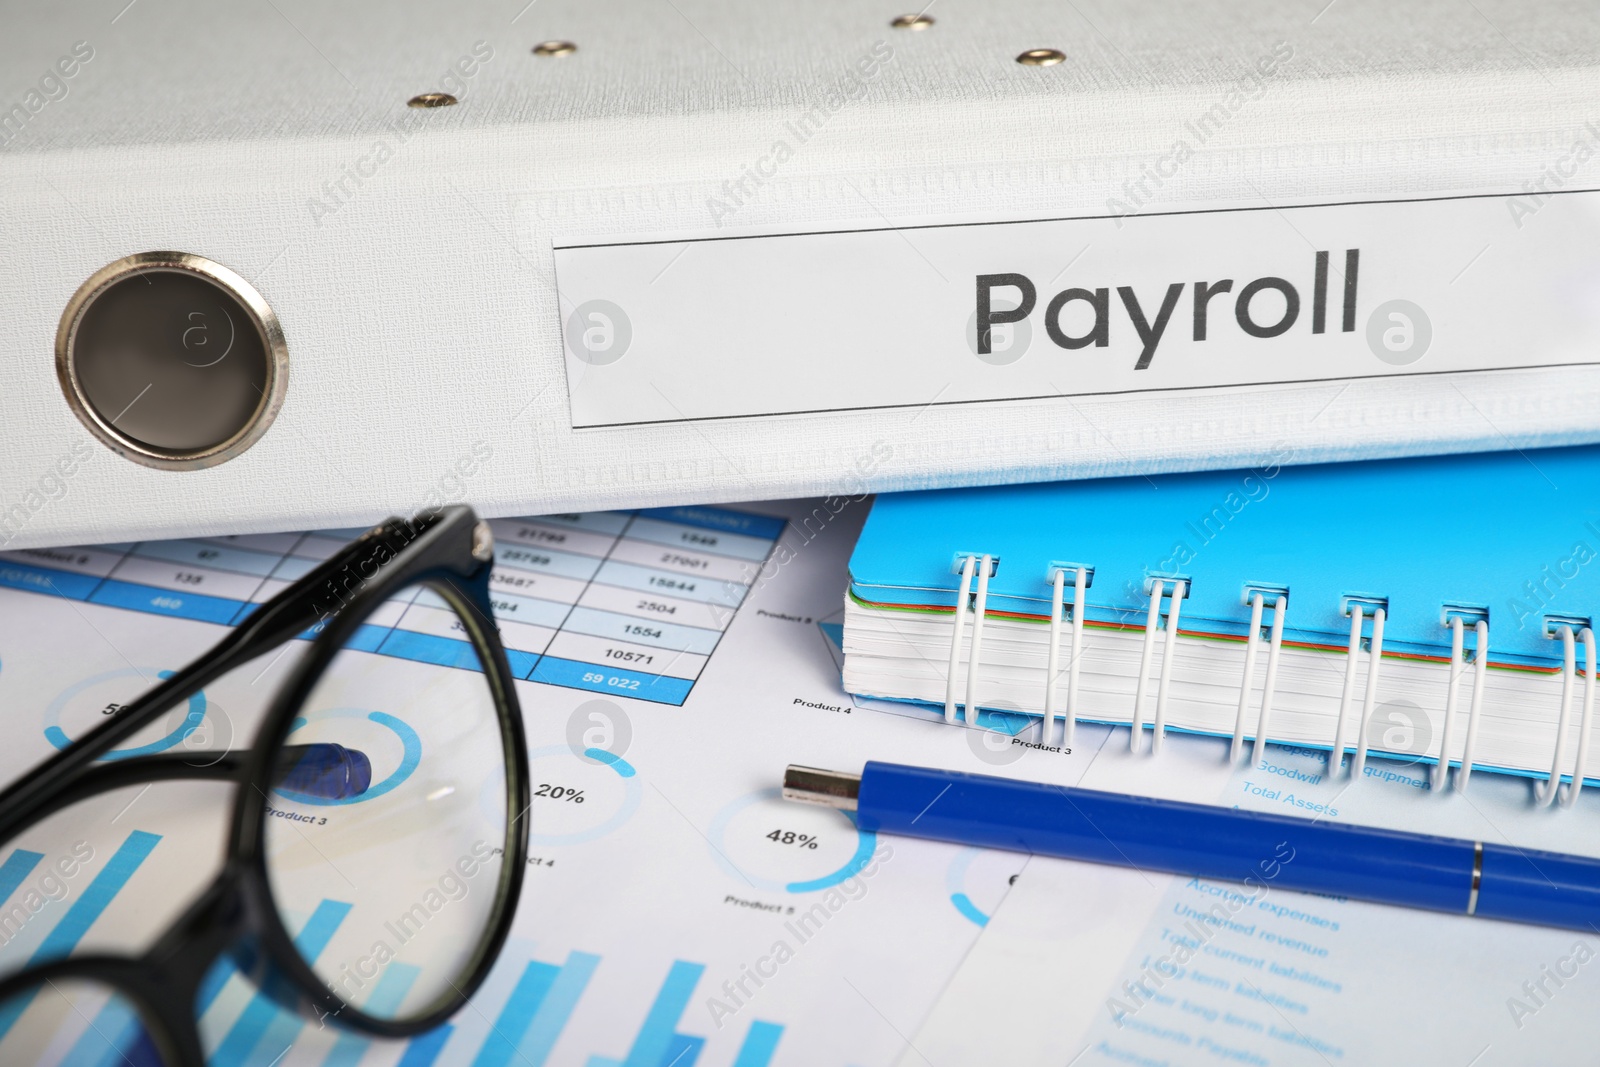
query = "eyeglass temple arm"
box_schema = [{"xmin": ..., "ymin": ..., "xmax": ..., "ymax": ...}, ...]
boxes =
[{"xmin": 0, "ymin": 522, "xmax": 408, "ymax": 843}]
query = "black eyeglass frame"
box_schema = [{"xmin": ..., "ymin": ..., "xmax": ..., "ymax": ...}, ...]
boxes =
[{"xmin": 0, "ymin": 505, "xmax": 531, "ymax": 1065}]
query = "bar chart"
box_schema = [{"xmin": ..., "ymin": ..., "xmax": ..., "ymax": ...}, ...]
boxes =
[
  {"xmin": 0, "ymin": 830, "xmax": 166, "ymax": 1062},
  {"xmin": 383, "ymin": 957, "xmax": 785, "ymax": 1067},
  {"xmin": 0, "ymin": 505, "xmax": 784, "ymax": 707},
  {"xmin": 0, "ymin": 829, "xmax": 790, "ymax": 1067}
]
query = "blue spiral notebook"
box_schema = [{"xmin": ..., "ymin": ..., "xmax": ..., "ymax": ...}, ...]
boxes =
[{"xmin": 842, "ymin": 445, "xmax": 1600, "ymax": 801}]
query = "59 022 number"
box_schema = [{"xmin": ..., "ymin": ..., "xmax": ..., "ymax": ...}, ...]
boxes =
[{"xmin": 582, "ymin": 671, "xmax": 641, "ymax": 691}]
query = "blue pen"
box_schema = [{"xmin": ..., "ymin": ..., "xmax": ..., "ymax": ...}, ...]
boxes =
[{"xmin": 783, "ymin": 761, "xmax": 1600, "ymax": 932}]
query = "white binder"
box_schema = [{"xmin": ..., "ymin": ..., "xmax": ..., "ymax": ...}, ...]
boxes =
[{"xmin": 4, "ymin": 0, "xmax": 1600, "ymax": 548}]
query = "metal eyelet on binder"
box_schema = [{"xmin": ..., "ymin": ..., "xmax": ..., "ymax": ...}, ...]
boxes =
[{"xmin": 1016, "ymin": 48, "xmax": 1065, "ymax": 66}]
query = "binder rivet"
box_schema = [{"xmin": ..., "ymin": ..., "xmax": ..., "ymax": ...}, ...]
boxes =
[
  {"xmin": 890, "ymin": 14, "xmax": 934, "ymax": 29},
  {"xmin": 407, "ymin": 92, "xmax": 458, "ymax": 108},
  {"xmin": 532, "ymin": 40, "xmax": 577, "ymax": 57},
  {"xmin": 1016, "ymin": 48, "xmax": 1066, "ymax": 66}
]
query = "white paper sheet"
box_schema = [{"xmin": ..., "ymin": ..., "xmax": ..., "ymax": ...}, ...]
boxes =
[
  {"xmin": 908, "ymin": 729, "xmax": 1600, "ymax": 1066},
  {"xmin": 0, "ymin": 498, "xmax": 1118, "ymax": 1066}
]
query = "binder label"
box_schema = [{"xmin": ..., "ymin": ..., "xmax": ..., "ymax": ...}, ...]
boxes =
[{"xmin": 552, "ymin": 190, "xmax": 1600, "ymax": 427}]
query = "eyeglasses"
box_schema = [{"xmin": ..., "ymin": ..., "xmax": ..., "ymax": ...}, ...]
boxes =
[{"xmin": 0, "ymin": 506, "xmax": 530, "ymax": 1066}]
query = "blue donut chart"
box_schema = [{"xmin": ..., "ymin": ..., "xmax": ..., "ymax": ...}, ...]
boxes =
[
  {"xmin": 583, "ymin": 747, "xmax": 636, "ymax": 777},
  {"xmin": 522, "ymin": 744, "xmax": 642, "ymax": 845},
  {"xmin": 949, "ymin": 893, "xmax": 990, "ymax": 926},
  {"xmin": 45, "ymin": 669, "xmax": 208, "ymax": 761},
  {"xmin": 946, "ymin": 848, "xmax": 993, "ymax": 926},
  {"xmin": 707, "ymin": 787, "xmax": 878, "ymax": 894},
  {"xmin": 785, "ymin": 823, "xmax": 878, "ymax": 894}
]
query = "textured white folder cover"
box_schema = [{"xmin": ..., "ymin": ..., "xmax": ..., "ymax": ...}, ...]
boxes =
[{"xmin": 2, "ymin": 0, "xmax": 1599, "ymax": 547}]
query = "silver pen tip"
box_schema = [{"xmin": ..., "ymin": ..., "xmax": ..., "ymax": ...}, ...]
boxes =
[{"xmin": 782, "ymin": 765, "xmax": 861, "ymax": 811}]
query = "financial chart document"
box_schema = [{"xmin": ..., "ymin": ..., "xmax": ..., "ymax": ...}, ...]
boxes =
[
  {"xmin": 908, "ymin": 727, "xmax": 1600, "ymax": 1065},
  {"xmin": 0, "ymin": 499, "xmax": 1113, "ymax": 1066},
  {"xmin": 1, "ymin": 505, "xmax": 787, "ymax": 707}
]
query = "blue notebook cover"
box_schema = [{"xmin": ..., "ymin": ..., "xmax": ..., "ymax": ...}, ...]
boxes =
[{"xmin": 849, "ymin": 445, "xmax": 1600, "ymax": 670}]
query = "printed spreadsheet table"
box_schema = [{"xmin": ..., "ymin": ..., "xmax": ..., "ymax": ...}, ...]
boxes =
[{"xmin": 0, "ymin": 506, "xmax": 784, "ymax": 706}]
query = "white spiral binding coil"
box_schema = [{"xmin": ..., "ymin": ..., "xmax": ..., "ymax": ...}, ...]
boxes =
[
  {"xmin": 1042, "ymin": 566, "xmax": 1090, "ymax": 748},
  {"xmin": 1250, "ymin": 595, "xmax": 1288, "ymax": 768},
  {"xmin": 1432, "ymin": 617, "xmax": 1467, "ymax": 793},
  {"xmin": 1348, "ymin": 607, "xmax": 1387, "ymax": 779},
  {"xmin": 1129, "ymin": 581, "xmax": 1164, "ymax": 752},
  {"xmin": 1068, "ymin": 567, "xmax": 1086, "ymax": 749},
  {"xmin": 1224, "ymin": 591, "xmax": 1287, "ymax": 765},
  {"xmin": 1230, "ymin": 593, "xmax": 1266, "ymax": 763},
  {"xmin": 939, "ymin": 553, "xmax": 1591, "ymax": 811},
  {"xmin": 964, "ymin": 554, "xmax": 994, "ymax": 727},
  {"xmin": 1456, "ymin": 619, "xmax": 1489, "ymax": 792},
  {"xmin": 1330, "ymin": 607, "xmax": 1364, "ymax": 774},
  {"xmin": 1151, "ymin": 581, "xmax": 1188, "ymax": 754},
  {"xmin": 1131, "ymin": 580, "xmax": 1186, "ymax": 754},
  {"xmin": 1536, "ymin": 626, "xmax": 1578, "ymax": 808},
  {"xmin": 1060, "ymin": 567, "xmax": 1088, "ymax": 749},
  {"xmin": 1562, "ymin": 628, "xmax": 1596, "ymax": 809},
  {"xmin": 1044, "ymin": 568, "xmax": 1064, "ymax": 746},
  {"xmin": 1536, "ymin": 625, "xmax": 1597, "ymax": 808},
  {"xmin": 944, "ymin": 555, "xmax": 976, "ymax": 724}
]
